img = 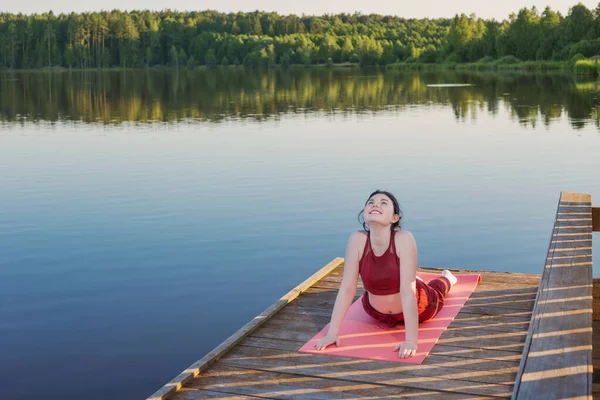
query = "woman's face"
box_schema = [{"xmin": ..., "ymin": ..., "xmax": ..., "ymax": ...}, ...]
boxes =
[{"xmin": 363, "ymin": 193, "xmax": 398, "ymax": 227}]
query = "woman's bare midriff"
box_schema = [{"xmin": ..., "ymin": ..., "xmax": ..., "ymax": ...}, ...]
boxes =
[
  {"xmin": 366, "ymin": 276, "xmax": 423, "ymax": 314},
  {"xmin": 367, "ymin": 291, "xmax": 404, "ymax": 314}
]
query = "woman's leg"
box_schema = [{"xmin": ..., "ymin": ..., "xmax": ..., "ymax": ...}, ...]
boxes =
[
  {"xmin": 417, "ymin": 276, "xmax": 453, "ymax": 322},
  {"xmin": 428, "ymin": 276, "xmax": 452, "ymax": 299}
]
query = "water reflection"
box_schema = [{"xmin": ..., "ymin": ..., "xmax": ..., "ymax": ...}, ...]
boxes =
[{"xmin": 1, "ymin": 68, "xmax": 600, "ymax": 128}]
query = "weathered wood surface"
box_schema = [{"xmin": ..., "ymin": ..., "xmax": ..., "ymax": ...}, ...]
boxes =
[
  {"xmin": 154, "ymin": 263, "xmax": 540, "ymax": 400},
  {"xmin": 512, "ymin": 192, "xmax": 594, "ymax": 400}
]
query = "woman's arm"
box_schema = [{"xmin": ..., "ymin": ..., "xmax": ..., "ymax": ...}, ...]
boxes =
[
  {"xmin": 395, "ymin": 230, "xmax": 419, "ymax": 357},
  {"xmin": 315, "ymin": 231, "xmax": 362, "ymax": 350},
  {"xmin": 326, "ymin": 231, "xmax": 362, "ymax": 336}
]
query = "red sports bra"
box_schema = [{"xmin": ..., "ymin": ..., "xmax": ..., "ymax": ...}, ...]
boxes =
[{"xmin": 358, "ymin": 231, "xmax": 400, "ymax": 295}]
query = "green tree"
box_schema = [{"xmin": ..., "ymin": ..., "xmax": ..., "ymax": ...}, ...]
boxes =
[
  {"xmin": 178, "ymin": 48, "xmax": 187, "ymax": 66},
  {"xmin": 43, "ymin": 22, "xmax": 55, "ymax": 67},
  {"xmin": 205, "ymin": 48, "xmax": 217, "ymax": 67},
  {"xmin": 2, "ymin": 7, "xmax": 600, "ymax": 70},
  {"xmin": 357, "ymin": 36, "xmax": 383, "ymax": 65},
  {"xmin": 318, "ymin": 35, "xmax": 340, "ymax": 62},
  {"xmin": 145, "ymin": 47, "xmax": 153, "ymax": 67},
  {"xmin": 509, "ymin": 7, "xmax": 541, "ymax": 60},
  {"xmin": 64, "ymin": 44, "xmax": 76, "ymax": 67},
  {"xmin": 566, "ymin": 3, "xmax": 594, "ymax": 43},
  {"xmin": 341, "ymin": 37, "xmax": 354, "ymax": 61},
  {"xmin": 536, "ymin": 7, "xmax": 562, "ymax": 60},
  {"xmin": 169, "ymin": 44, "xmax": 178, "ymax": 68}
]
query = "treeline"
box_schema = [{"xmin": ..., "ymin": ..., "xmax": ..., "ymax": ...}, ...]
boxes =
[{"xmin": 1, "ymin": 3, "xmax": 600, "ymax": 69}]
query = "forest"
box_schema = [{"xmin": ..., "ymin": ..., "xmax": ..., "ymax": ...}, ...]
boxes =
[{"xmin": 1, "ymin": 3, "xmax": 600, "ymax": 69}]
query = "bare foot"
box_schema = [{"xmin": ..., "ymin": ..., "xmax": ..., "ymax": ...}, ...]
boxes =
[{"xmin": 442, "ymin": 269, "xmax": 458, "ymax": 287}]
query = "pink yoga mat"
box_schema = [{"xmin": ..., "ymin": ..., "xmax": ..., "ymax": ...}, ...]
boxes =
[{"xmin": 298, "ymin": 272, "xmax": 481, "ymax": 364}]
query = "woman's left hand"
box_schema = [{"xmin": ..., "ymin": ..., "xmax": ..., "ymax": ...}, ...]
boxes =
[{"xmin": 393, "ymin": 341, "xmax": 418, "ymax": 358}]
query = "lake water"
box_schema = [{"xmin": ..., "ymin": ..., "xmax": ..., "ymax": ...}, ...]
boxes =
[{"xmin": 1, "ymin": 68, "xmax": 599, "ymax": 399}]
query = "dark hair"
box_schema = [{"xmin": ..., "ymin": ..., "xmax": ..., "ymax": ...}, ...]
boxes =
[{"xmin": 358, "ymin": 189, "xmax": 402, "ymax": 232}]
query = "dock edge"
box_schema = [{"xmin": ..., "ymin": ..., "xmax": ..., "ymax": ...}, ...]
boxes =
[{"xmin": 146, "ymin": 256, "xmax": 345, "ymax": 400}]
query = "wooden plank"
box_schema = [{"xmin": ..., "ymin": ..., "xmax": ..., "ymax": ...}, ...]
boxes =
[
  {"xmin": 218, "ymin": 345, "xmax": 515, "ymax": 397},
  {"xmin": 147, "ymin": 258, "xmax": 345, "ymax": 400},
  {"xmin": 467, "ymin": 288, "xmax": 537, "ymax": 300},
  {"xmin": 281, "ymin": 303, "xmax": 534, "ymax": 325},
  {"xmin": 560, "ymin": 193, "xmax": 591, "ymax": 202},
  {"xmin": 272, "ymin": 304, "xmax": 532, "ymax": 334},
  {"xmin": 555, "ymin": 220, "xmax": 592, "ymax": 227},
  {"xmin": 264, "ymin": 305, "xmax": 531, "ymax": 338},
  {"xmin": 549, "ymin": 241, "xmax": 593, "ymax": 249},
  {"xmin": 172, "ymin": 388, "xmax": 268, "ymax": 399},
  {"xmin": 463, "ymin": 297, "xmax": 535, "ymax": 310},
  {"xmin": 513, "ymin": 191, "xmax": 593, "ymax": 400},
  {"xmin": 307, "ymin": 283, "xmax": 539, "ymax": 310},
  {"xmin": 553, "ymin": 227, "xmax": 594, "ymax": 235},
  {"xmin": 240, "ymin": 335, "xmax": 524, "ymax": 363},
  {"xmin": 257, "ymin": 324, "xmax": 527, "ymax": 360},
  {"xmin": 593, "ymin": 206, "xmax": 600, "ymax": 232},
  {"xmin": 175, "ymin": 363, "xmax": 490, "ymax": 400},
  {"xmin": 250, "ymin": 324, "xmax": 527, "ymax": 352}
]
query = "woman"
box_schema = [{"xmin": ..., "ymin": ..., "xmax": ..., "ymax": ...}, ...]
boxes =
[{"xmin": 314, "ymin": 190, "xmax": 457, "ymax": 359}]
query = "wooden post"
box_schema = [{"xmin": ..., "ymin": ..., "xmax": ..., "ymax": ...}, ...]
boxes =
[
  {"xmin": 593, "ymin": 207, "xmax": 600, "ymax": 232},
  {"xmin": 594, "ymin": 278, "xmax": 600, "ymax": 321}
]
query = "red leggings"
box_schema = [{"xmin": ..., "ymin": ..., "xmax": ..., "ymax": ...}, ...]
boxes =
[{"xmin": 361, "ymin": 276, "xmax": 451, "ymax": 328}]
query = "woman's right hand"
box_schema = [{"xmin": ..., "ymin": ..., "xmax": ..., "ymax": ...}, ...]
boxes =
[{"xmin": 314, "ymin": 333, "xmax": 340, "ymax": 350}]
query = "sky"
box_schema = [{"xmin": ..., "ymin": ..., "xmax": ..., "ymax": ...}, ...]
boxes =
[{"xmin": 1, "ymin": 0, "xmax": 599, "ymax": 19}]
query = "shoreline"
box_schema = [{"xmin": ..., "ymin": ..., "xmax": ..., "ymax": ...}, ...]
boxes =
[{"xmin": 1, "ymin": 60, "xmax": 597, "ymax": 76}]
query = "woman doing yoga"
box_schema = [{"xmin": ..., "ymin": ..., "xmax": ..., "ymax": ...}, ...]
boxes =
[{"xmin": 314, "ymin": 190, "xmax": 457, "ymax": 359}]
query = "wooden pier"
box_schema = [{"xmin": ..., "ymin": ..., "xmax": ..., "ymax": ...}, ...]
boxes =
[{"xmin": 148, "ymin": 192, "xmax": 598, "ymax": 400}]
